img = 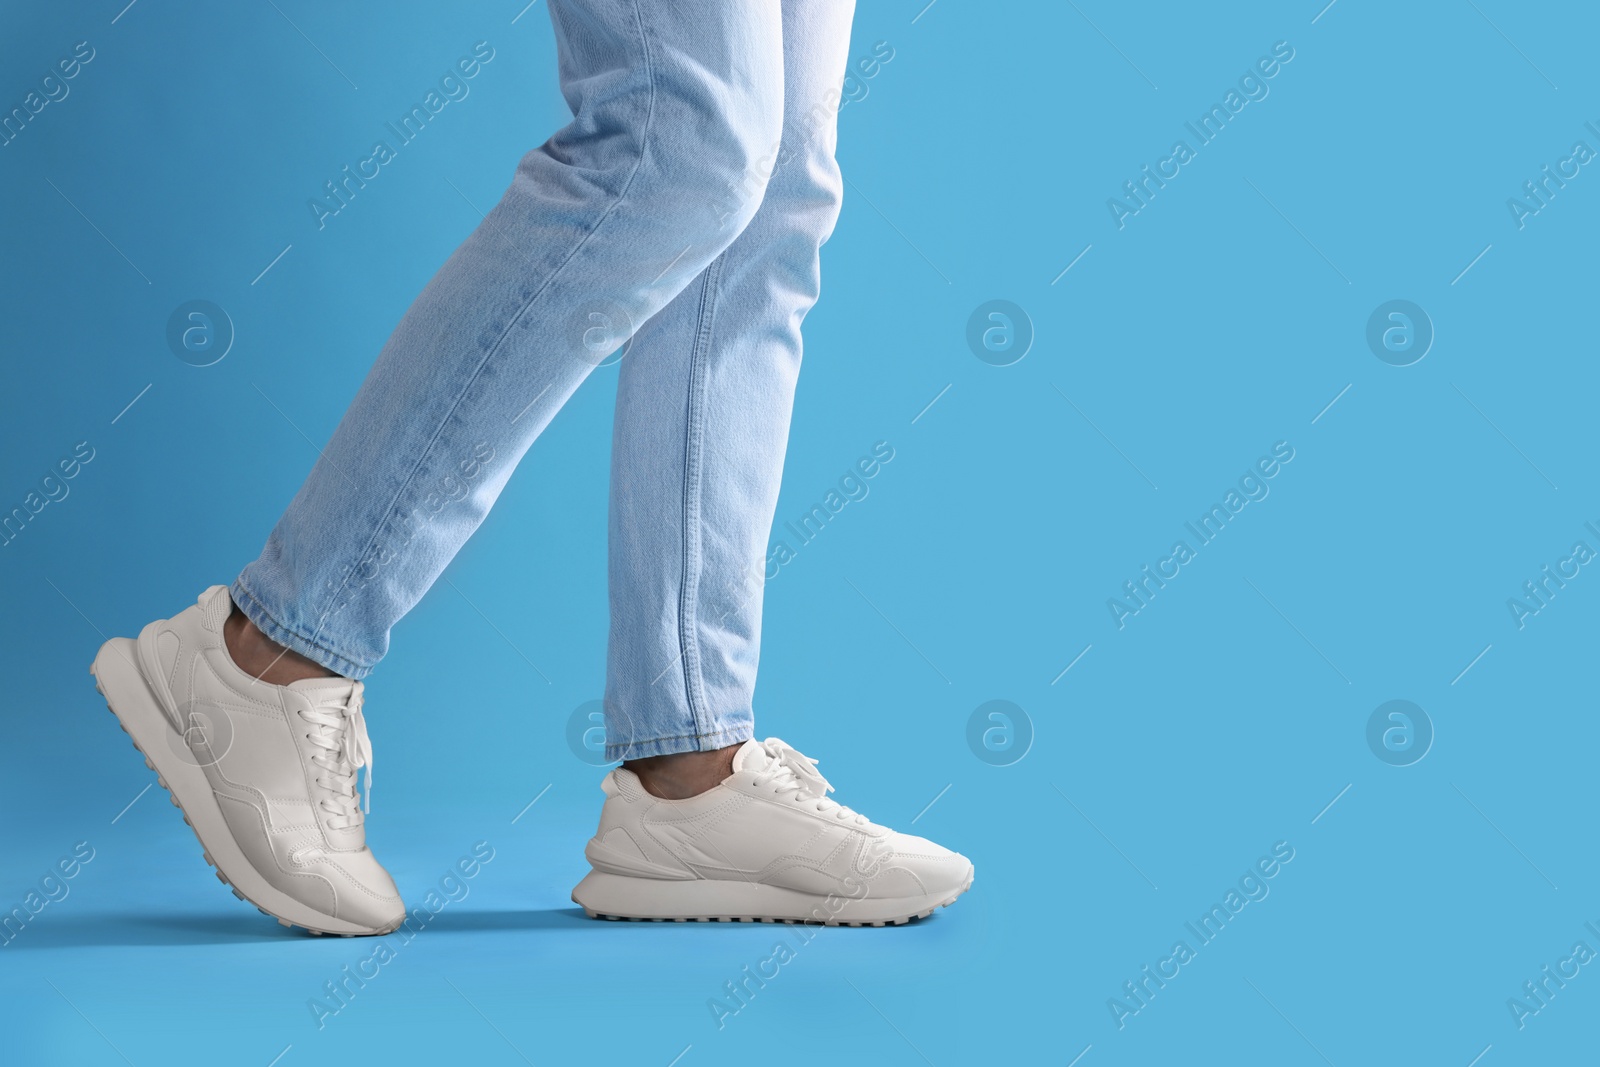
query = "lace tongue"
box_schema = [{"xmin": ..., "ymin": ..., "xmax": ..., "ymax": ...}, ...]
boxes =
[{"xmin": 729, "ymin": 739, "xmax": 770, "ymax": 774}]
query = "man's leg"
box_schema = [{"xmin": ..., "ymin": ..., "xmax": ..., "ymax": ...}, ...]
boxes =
[
  {"xmin": 232, "ymin": 0, "xmax": 786, "ymax": 678},
  {"xmin": 91, "ymin": 0, "xmax": 789, "ymax": 937},
  {"xmin": 573, "ymin": 24, "xmax": 976, "ymax": 914},
  {"xmin": 602, "ymin": 0, "xmax": 857, "ymax": 778}
]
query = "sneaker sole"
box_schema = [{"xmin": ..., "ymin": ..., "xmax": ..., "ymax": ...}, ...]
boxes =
[
  {"xmin": 90, "ymin": 637, "xmax": 398, "ymax": 938},
  {"xmin": 570, "ymin": 868, "xmax": 974, "ymax": 927}
]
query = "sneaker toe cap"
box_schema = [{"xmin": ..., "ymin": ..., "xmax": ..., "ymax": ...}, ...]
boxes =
[
  {"xmin": 877, "ymin": 832, "xmax": 974, "ymax": 897},
  {"xmin": 318, "ymin": 849, "xmax": 405, "ymax": 932}
]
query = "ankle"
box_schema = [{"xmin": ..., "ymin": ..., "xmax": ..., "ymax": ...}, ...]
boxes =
[
  {"xmin": 625, "ymin": 745, "xmax": 739, "ymax": 800},
  {"xmin": 223, "ymin": 601, "xmax": 340, "ymax": 686}
]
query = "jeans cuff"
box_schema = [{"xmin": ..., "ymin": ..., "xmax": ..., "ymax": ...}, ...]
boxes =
[
  {"xmin": 604, "ymin": 724, "xmax": 752, "ymax": 762},
  {"xmin": 229, "ymin": 577, "xmax": 374, "ymax": 680}
]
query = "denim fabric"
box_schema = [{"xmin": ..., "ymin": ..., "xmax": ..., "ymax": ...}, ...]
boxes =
[{"xmin": 232, "ymin": 0, "xmax": 856, "ymax": 759}]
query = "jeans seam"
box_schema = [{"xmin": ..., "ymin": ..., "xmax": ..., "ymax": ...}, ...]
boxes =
[
  {"xmin": 676, "ymin": 254, "xmax": 725, "ymax": 744},
  {"xmin": 288, "ymin": 0, "xmax": 660, "ymax": 667}
]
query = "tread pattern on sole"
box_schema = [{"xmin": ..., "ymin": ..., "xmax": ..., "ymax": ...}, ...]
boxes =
[
  {"xmin": 575, "ymin": 877, "xmax": 974, "ymax": 928},
  {"xmin": 92, "ymin": 666, "xmax": 397, "ymax": 939}
]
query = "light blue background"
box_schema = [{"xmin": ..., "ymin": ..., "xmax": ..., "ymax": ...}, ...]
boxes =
[{"xmin": 2, "ymin": 1, "xmax": 1596, "ymax": 1064}]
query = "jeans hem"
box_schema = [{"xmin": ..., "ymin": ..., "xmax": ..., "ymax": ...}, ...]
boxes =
[
  {"xmin": 229, "ymin": 578, "xmax": 373, "ymax": 680},
  {"xmin": 605, "ymin": 724, "xmax": 751, "ymax": 762}
]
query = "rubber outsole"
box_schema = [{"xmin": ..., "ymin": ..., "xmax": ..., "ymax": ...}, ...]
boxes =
[
  {"xmin": 90, "ymin": 639, "xmax": 398, "ymax": 938},
  {"xmin": 572, "ymin": 870, "xmax": 974, "ymax": 927}
]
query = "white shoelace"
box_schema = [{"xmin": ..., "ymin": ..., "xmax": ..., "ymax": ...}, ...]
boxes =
[
  {"xmin": 299, "ymin": 686, "xmax": 372, "ymax": 829},
  {"xmin": 750, "ymin": 738, "xmax": 867, "ymax": 826}
]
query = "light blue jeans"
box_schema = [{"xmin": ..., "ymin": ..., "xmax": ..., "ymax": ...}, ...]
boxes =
[{"xmin": 232, "ymin": 0, "xmax": 856, "ymax": 760}]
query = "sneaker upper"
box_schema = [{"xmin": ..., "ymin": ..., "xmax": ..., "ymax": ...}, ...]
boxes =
[
  {"xmin": 584, "ymin": 737, "xmax": 972, "ymax": 902},
  {"xmin": 137, "ymin": 586, "xmax": 402, "ymax": 930}
]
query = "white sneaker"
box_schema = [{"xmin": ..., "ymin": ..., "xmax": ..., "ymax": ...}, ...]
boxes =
[
  {"xmin": 571, "ymin": 737, "xmax": 974, "ymax": 925},
  {"xmin": 89, "ymin": 586, "xmax": 404, "ymax": 936}
]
